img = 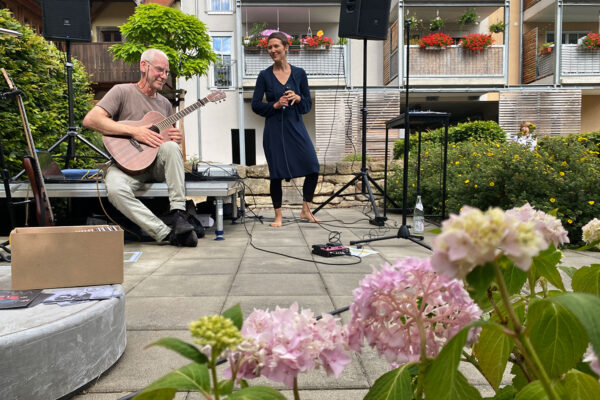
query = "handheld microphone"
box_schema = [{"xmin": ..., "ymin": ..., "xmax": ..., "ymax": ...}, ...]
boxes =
[{"xmin": 282, "ymin": 85, "xmax": 292, "ymax": 110}]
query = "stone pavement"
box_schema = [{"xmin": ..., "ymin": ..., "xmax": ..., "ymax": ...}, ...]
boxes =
[{"xmin": 2, "ymin": 207, "xmax": 599, "ymax": 400}]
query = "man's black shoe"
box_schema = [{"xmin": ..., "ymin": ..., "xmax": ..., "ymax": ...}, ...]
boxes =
[
  {"xmin": 171, "ymin": 209, "xmax": 194, "ymax": 236},
  {"xmin": 168, "ymin": 229, "xmax": 198, "ymax": 247}
]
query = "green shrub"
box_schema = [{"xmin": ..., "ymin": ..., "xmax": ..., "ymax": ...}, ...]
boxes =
[
  {"xmin": 0, "ymin": 9, "xmax": 97, "ymax": 175},
  {"xmin": 343, "ymin": 153, "xmax": 371, "ymax": 162},
  {"xmin": 392, "ymin": 120, "xmax": 507, "ymax": 159},
  {"xmin": 387, "ymin": 134, "xmax": 600, "ymax": 244},
  {"xmin": 393, "ymin": 139, "xmax": 405, "ymax": 160}
]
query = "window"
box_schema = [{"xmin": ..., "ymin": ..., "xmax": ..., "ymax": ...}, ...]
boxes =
[
  {"xmin": 100, "ymin": 29, "xmax": 122, "ymax": 42},
  {"xmin": 211, "ymin": 35, "xmax": 233, "ymax": 88},
  {"xmin": 208, "ymin": 0, "xmax": 232, "ymax": 12},
  {"xmin": 546, "ymin": 31, "xmax": 588, "ymax": 44}
]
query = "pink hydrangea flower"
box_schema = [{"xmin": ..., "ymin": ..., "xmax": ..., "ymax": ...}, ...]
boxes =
[
  {"xmin": 226, "ymin": 303, "xmax": 351, "ymax": 387},
  {"xmin": 431, "ymin": 206, "xmax": 548, "ymax": 279},
  {"xmin": 506, "ymin": 203, "xmax": 570, "ymax": 246},
  {"xmin": 347, "ymin": 258, "xmax": 481, "ymax": 366}
]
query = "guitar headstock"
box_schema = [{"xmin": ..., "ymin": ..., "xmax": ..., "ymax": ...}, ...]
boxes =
[{"xmin": 206, "ymin": 90, "xmax": 226, "ymax": 103}]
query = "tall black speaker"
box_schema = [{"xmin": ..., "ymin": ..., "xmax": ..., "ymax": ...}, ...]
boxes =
[
  {"xmin": 338, "ymin": 0, "xmax": 391, "ymax": 41},
  {"xmin": 41, "ymin": 0, "xmax": 91, "ymax": 42}
]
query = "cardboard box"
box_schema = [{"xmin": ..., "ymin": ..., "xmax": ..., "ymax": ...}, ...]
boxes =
[{"xmin": 10, "ymin": 225, "xmax": 124, "ymax": 290}]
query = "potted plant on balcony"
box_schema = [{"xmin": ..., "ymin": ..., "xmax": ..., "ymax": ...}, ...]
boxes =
[
  {"xmin": 538, "ymin": 42, "xmax": 554, "ymax": 55},
  {"xmin": 580, "ymin": 32, "xmax": 600, "ymax": 50},
  {"xmin": 243, "ymin": 22, "xmax": 267, "ymax": 52},
  {"xmin": 429, "ymin": 16, "xmax": 445, "ymax": 32},
  {"xmin": 418, "ymin": 32, "xmax": 454, "ymax": 50},
  {"xmin": 489, "ymin": 21, "xmax": 506, "ymax": 34},
  {"xmin": 289, "ymin": 37, "xmax": 302, "ymax": 52},
  {"xmin": 457, "ymin": 9, "xmax": 479, "ymax": 26},
  {"xmin": 459, "ymin": 33, "xmax": 493, "ymax": 52},
  {"xmin": 303, "ymin": 31, "xmax": 333, "ymax": 50}
]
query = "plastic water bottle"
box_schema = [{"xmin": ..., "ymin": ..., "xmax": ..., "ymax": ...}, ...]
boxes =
[{"xmin": 413, "ymin": 195, "xmax": 425, "ymax": 234}]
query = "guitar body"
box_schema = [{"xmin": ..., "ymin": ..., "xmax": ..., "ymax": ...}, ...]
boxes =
[
  {"xmin": 102, "ymin": 111, "xmax": 168, "ymax": 174},
  {"xmin": 100, "ymin": 90, "xmax": 226, "ymax": 174},
  {"xmin": 23, "ymin": 156, "xmax": 51, "ymax": 226}
]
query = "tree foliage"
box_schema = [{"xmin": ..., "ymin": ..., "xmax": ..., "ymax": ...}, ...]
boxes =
[
  {"xmin": 110, "ymin": 4, "xmax": 217, "ymax": 80},
  {"xmin": 0, "ymin": 9, "xmax": 97, "ymax": 175}
]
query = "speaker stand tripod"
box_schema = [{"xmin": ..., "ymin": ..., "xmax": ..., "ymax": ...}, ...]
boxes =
[
  {"xmin": 47, "ymin": 40, "xmax": 109, "ymax": 168},
  {"xmin": 313, "ymin": 39, "xmax": 399, "ymax": 226},
  {"xmin": 350, "ymin": 19, "xmax": 431, "ymax": 250}
]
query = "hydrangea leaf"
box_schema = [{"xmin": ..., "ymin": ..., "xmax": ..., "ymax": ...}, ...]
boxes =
[
  {"xmin": 132, "ymin": 388, "xmax": 177, "ymax": 400},
  {"xmin": 222, "ymin": 303, "xmax": 243, "ymax": 330},
  {"xmin": 483, "ymin": 386, "xmax": 516, "ymax": 400},
  {"xmin": 424, "ymin": 320, "xmax": 505, "ymax": 399},
  {"xmin": 473, "ymin": 326, "xmax": 514, "ymax": 390},
  {"xmin": 514, "ymin": 381, "xmax": 548, "ymax": 400},
  {"xmin": 571, "ymin": 265, "xmax": 600, "ymax": 296},
  {"xmin": 531, "ymin": 244, "xmax": 565, "ymax": 291},
  {"xmin": 501, "ymin": 261, "xmax": 528, "ymax": 296},
  {"xmin": 558, "ymin": 369, "xmax": 600, "ymax": 400},
  {"xmin": 364, "ymin": 363, "xmax": 414, "ymax": 400},
  {"xmin": 227, "ymin": 386, "xmax": 287, "ymax": 399},
  {"xmin": 548, "ymin": 293, "xmax": 600, "ymax": 359},
  {"xmin": 147, "ymin": 337, "xmax": 207, "ymax": 365},
  {"xmin": 510, "ymin": 363, "xmax": 530, "ymax": 391},
  {"xmin": 527, "ymin": 300, "xmax": 588, "ymax": 378},
  {"xmin": 467, "ymin": 263, "xmax": 496, "ymax": 296},
  {"xmin": 134, "ymin": 362, "xmax": 210, "ymax": 398}
]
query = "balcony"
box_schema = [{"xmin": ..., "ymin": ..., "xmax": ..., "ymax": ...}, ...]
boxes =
[
  {"xmin": 242, "ymin": 46, "xmax": 347, "ymax": 87},
  {"xmin": 404, "ymin": 45, "xmax": 505, "ymax": 86},
  {"xmin": 70, "ymin": 42, "xmax": 138, "ymax": 85},
  {"xmin": 534, "ymin": 45, "xmax": 600, "ymax": 84}
]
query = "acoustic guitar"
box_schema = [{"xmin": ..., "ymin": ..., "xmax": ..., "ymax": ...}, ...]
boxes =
[
  {"xmin": 102, "ymin": 90, "xmax": 226, "ymax": 174},
  {"xmin": 1, "ymin": 68, "xmax": 54, "ymax": 226}
]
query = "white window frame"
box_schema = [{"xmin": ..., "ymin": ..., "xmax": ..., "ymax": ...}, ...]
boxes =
[
  {"xmin": 546, "ymin": 31, "xmax": 588, "ymax": 45},
  {"xmin": 206, "ymin": 0, "xmax": 234, "ymax": 15},
  {"xmin": 209, "ymin": 32, "xmax": 235, "ymax": 89}
]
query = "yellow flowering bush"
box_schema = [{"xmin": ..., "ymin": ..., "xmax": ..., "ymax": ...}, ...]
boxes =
[{"xmin": 387, "ymin": 131, "xmax": 600, "ymax": 244}]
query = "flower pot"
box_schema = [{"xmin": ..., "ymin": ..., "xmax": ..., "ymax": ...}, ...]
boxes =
[
  {"xmin": 289, "ymin": 45, "xmax": 302, "ymax": 53},
  {"xmin": 425, "ymin": 47, "xmax": 445, "ymax": 51},
  {"xmin": 244, "ymin": 46, "xmax": 262, "ymax": 53}
]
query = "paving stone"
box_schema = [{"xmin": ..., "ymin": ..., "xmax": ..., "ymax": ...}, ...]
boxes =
[
  {"xmin": 155, "ymin": 257, "xmax": 240, "ymax": 275},
  {"xmin": 229, "ymin": 274, "xmax": 327, "ymax": 296},
  {"xmin": 223, "ymin": 295, "xmax": 335, "ymax": 318},
  {"xmin": 126, "ymin": 296, "xmax": 226, "ymax": 329},
  {"xmin": 127, "ymin": 275, "xmax": 232, "ymax": 297}
]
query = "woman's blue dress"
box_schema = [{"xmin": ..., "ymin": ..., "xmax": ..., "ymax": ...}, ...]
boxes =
[{"xmin": 251, "ymin": 65, "xmax": 320, "ymax": 180}]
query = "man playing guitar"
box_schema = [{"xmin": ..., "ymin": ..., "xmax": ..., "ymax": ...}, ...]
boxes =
[{"xmin": 83, "ymin": 48, "xmax": 197, "ymax": 247}]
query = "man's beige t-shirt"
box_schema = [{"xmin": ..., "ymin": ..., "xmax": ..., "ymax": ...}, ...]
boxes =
[{"xmin": 96, "ymin": 83, "xmax": 172, "ymax": 122}]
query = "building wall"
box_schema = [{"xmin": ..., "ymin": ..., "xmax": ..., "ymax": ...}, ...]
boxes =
[
  {"xmin": 508, "ymin": 0, "xmax": 522, "ymax": 85},
  {"xmin": 581, "ymin": 95, "xmax": 600, "ymax": 133},
  {"xmin": 90, "ymin": 3, "xmax": 136, "ymax": 42}
]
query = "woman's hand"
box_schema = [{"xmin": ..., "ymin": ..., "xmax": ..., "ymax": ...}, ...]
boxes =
[
  {"xmin": 284, "ymin": 90, "xmax": 300, "ymax": 105},
  {"xmin": 274, "ymin": 94, "xmax": 289, "ymax": 110}
]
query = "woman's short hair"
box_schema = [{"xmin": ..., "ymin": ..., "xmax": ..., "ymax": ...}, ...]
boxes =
[{"xmin": 267, "ymin": 32, "xmax": 289, "ymax": 47}]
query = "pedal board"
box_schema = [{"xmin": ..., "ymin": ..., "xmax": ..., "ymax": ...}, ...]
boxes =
[{"xmin": 312, "ymin": 243, "xmax": 350, "ymax": 257}]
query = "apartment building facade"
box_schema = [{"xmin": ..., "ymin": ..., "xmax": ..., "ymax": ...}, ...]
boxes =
[{"xmin": 5, "ymin": 0, "xmax": 598, "ymax": 165}]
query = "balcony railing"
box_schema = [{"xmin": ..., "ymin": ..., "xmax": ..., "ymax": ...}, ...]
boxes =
[
  {"xmin": 409, "ymin": 45, "xmax": 504, "ymax": 77},
  {"xmin": 71, "ymin": 42, "xmax": 139, "ymax": 84},
  {"xmin": 562, "ymin": 44, "xmax": 600, "ymax": 75},
  {"xmin": 243, "ymin": 45, "xmax": 346, "ymax": 79},
  {"xmin": 537, "ymin": 52, "xmax": 554, "ymax": 79}
]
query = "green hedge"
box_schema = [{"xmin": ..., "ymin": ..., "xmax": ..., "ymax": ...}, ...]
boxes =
[
  {"xmin": 387, "ymin": 133, "xmax": 600, "ymax": 244},
  {"xmin": 393, "ymin": 120, "xmax": 507, "ymax": 159},
  {"xmin": 0, "ymin": 9, "xmax": 98, "ymax": 175}
]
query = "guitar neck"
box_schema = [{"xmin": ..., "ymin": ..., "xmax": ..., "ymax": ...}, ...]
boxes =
[{"xmin": 155, "ymin": 97, "xmax": 210, "ymax": 131}]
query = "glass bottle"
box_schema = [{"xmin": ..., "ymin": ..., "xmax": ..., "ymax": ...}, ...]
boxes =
[{"xmin": 413, "ymin": 195, "xmax": 425, "ymax": 234}]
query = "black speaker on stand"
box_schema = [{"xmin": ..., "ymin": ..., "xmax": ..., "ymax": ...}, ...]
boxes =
[
  {"xmin": 314, "ymin": 0, "xmax": 400, "ymax": 225},
  {"xmin": 41, "ymin": 0, "xmax": 109, "ymax": 168}
]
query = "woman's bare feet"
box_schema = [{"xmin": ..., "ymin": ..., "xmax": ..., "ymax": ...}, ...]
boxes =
[
  {"xmin": 300, "ymin": 202, "xmax": 321, "ymax": 223},
  {"xmin": 270, "ymin": 208, "xmax": 283, "ymax": 227}
]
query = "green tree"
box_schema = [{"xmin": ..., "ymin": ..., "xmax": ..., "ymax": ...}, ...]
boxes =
[
  {"xmin": 110, "ymin": 4, "xmax": 217, "ymax": 81},
  {"xmin": 0, "ymin": 9, "xmax": 96, "ymax": 175}
]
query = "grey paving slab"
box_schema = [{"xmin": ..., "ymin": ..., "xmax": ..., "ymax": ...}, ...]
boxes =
[
  {"xmin": 223, "ymin": 295, "xmax": 335, "ymax": 318},
  {"xmin": 229, "ymin": 274, "xmax": 327, "ymax": 296},
  {"xmin": 321, "ymin": 273, "xmax": 371, "ymax": 296},
  {"xmin": 121, "ymin": 274, "xmax": 147, "ymax": 293},
  {"xmin": 87, "ymin": 330, "xmax": 193, "ymax": 392},
  {"xmin": 242, "ymin": 245, "xmax": 313, "ymax": 259},
  {"xmin": 0, "ymin": 265, "xmax": 10, "ymax": 275},
  {"xmin": 315, "ymin": 254, "xmax": 388, "ymax": 274},
  {"xmin": 238, "ymin": 256, "xmax": 318, "ymax": 274},
  {"xmin": 126, "ymin": 275, "xmax": 232, "ymax": 297},
  {"xmin": 126, "ymin": 296, "xmax": 226, "ymax": 329},
  {"xmin": 155, "ymin": 257, "xmax": 240, "ymax": 275},
  {"xmin": 183, "ymin": 244, "xmax": 246, "ymax": 259},
  {"xmin": 73, "ymin": 393, "xmax": 187, "ymax": 400}
]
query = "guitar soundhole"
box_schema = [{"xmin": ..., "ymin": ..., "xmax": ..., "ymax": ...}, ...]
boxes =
[{"xmin": 150, "ymin": 125, "xmax": 160, "ymax": 133}]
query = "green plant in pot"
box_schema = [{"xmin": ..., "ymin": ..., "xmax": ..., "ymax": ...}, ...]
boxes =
[
  {"xmin": 458, "ymin": 9, "xmax": 479, "ymax": 26},
  {"xmin": 429, "ymin": 16, "xmax": 445, "ymax": 32},
  {"xmin": 489, "ymin": 21, "xmax": 506, "ymax": 33}
]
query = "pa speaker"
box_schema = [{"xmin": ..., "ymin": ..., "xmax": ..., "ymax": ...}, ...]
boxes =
[
  {"xmin": 338, "ymin": 0, "xmax": 391, "ymax": 41},
  {"xmin": 42, "ymin": 0, "xmax": 91, "ymax": 42}
]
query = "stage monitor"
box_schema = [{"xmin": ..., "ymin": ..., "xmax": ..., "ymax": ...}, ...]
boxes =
[
  {"xmin": 42, "ymin": 0, "xmax": 91, "ymax": 42},
  {"xmin": 338, "ymin": 0, "xmax": 391, "ymax": 41}
]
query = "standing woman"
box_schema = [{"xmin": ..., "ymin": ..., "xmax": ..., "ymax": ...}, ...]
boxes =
[{"xmin": 252, "ymin": 32, "xmax": 320, "ymax": 227}]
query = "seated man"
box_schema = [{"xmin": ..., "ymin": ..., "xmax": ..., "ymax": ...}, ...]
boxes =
[{"xmin": 83, "ymin": 48, "xmax": 197, "ymax": 247}]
